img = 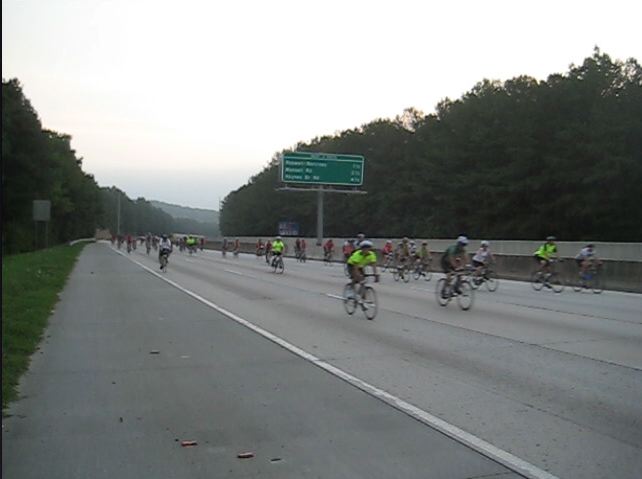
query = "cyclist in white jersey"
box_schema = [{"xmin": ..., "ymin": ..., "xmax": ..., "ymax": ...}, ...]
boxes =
[{"xmin": 472, "ymin": 240, "xmax": 494, "ymax": 276}]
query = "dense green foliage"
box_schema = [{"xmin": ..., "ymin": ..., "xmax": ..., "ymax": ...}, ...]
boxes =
[
  {"xmin": 220, "ymin": 50, "xmax": 642, "ymax": 241},
  {"xmin": 2, "ymin": 243, "xmax": 86, "ymax": 410},
  {"xmin": 2, "ymin": 79, "xmax": 217, "ymax": 253},
  {"xmin": 2, "ymin": 79, "xmax": 102, "ymax": 253}
]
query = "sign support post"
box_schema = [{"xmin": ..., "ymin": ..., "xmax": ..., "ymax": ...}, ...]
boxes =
[
  {"xmin": 277, "ymin": 152, "xmax": 366, "ymax": 244},
  {"xmin": 316, "ymin": 187, "xmax": 324, "ymax": 246}
]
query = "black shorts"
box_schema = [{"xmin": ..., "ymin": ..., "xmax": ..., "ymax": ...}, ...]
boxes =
[
  {"xmin": 441, "ymin": 256, "xmax": 454, "ymax": 273},
  {"xmin": 472, "ymin": 260, "xmax": 485, "ymax": 268},
  {"xmin": 534, "ymin": 255, "xmax": 549, "ymax": 265}
]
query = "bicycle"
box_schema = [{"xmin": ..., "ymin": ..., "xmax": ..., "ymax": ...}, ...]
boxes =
[
  {"xmin": 159, "ymin": 251, "xmax": 170, "ymax": 272},
  {"xmin": 435, "ymin": 269, "xmax": 474, "ymax": 310},
  {"xmin": 296, "ymin": 250, "xmax": 307, "ymax": 263},
  {"xmin": 323, "ymin": 250, "xmax": 333, "ymax": 265},
  {"xmin": 381, "ymin": 253, "xmax": 395, "ymax": 272},
  {"xmin": 468, "ymin": 264, "xmax": 499, "ymax": 292},
  {"xmin": 343, "ymin": 273, "xmax": 379, "ymax": 320},
  {"xmin": 531, "ymin": 259, "xmax": 564, "ymax": 293},
  {"xmin": 412, "ymin": 259, "xmax": 433, "ymax": 281},
  {"xmin": 271, "ymin": 254, "xmax": 284, "ymax": 274},
  {"xmin": 572, "ymin": 263, "xmax": 604, "ymax": 294},
  {"xmin": 392, "ymin": 262, "xmax": 411, "ymax": 283}
]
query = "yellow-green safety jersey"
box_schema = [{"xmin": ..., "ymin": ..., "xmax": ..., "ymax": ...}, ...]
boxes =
[
  {"xmin": 534, "ymin": 243, "xmax": 557, "ymax": 260},
  {"xmin": 272, "ymin": 240, "xmax": 285, "ymax": 253},
  {"xmin": 347, "ymin": 249, "xmax": 377, "ymax": 268}
]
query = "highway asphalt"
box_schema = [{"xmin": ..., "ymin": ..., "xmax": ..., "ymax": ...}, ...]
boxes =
[{"xmin": 3, "ymin": 243, "xmax": 641, "ymax": 478}]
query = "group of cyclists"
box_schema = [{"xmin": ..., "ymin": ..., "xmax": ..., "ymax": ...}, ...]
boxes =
[{"xmin": 116, "ymin": 230, "xmax": 603, "ymax": 295}]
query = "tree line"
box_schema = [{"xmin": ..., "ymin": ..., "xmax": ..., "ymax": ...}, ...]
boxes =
[
  {"xmin": 2, "ymin": 79, "xmax": 214, "ymax": 255},
  {"xmin": 220, "ymin": 49, "xmax": 642, "ymax": 242}
]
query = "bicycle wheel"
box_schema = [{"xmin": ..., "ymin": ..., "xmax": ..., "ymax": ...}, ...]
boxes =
[
  {"xmin": 361, "ymin": 286, "xmax": 378, "ymax": 320},
  {"xmin": 590, "ymin": 273, "xmax": 604, "ymax": 294},
  {"xmin": 343, "ymin": 284, "xmax": 357, "ymax": 315},
  {"xmin": 423, "ymin": 269, "xmax": 432, "ymax": 281},
  {"xmin": 276, "ymin": 258, "xmax": 285, "ymax": 274},
  {"xmin": 456, "ymin": 280, "xmax": 474, "ymax": 311},
  {"xmin": 392, "ymin": 269, "xmax": 400, "ymax": 282},
  {"xmin": 531, "ymin": 271, "xmax": 544, "ymax": 291},
  {"xmin": 413, "ymin": 267, "xmax": 421, "ymax": 281},
  {"xmin": 435, "ymin": 278, "xmax": 451, "ymax": 307},
  {"xmin": 549, "ymin": 273, "xmax": 564, "ymax": 293},
  {"xmin": 402, "ymin": 268, "xmax": 410, "ymax": 283},
  {"xmin": 344, "ymin": 263, "xmax": 350, "ymax": 277},
  {"xmin": 469, "ymin": 274, "xmax": 480, "ymax": 290},
  {"xmin": 572, "ymin": 274, "xmax": 585, "ymax": 292},
  {"xmin": 485, "ymin": 270, "xmax": 498, "ymax": 292}
]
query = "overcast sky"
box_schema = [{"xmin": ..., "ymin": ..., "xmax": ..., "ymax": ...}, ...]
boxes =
[{"xmin": 3, "ymin": 0, "xmax": 641, "ymax": 209}]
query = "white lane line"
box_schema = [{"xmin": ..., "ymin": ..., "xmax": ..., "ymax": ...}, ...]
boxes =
[
  {"xmin": 224, "ymin": 269, "xmax": 247, "ymax": 277},
  {"xmin": 325, "ymin": 293, "xmax": 345, "ymax": 301},
  {"xmin": 115, "ymin": 247, "xmax": 558, "ymax": 479}
]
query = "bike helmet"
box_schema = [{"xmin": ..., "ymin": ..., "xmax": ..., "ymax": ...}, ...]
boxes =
[
  {"xmin": 546, "ymin": 236, "xmax": 556, "ymax": 241},
  {"xmin": 457, "ymin": 235, "xmax": 469, "ymax": 245},
  {"xmin": 586, "ymin": 243, "xmax": 594, "ymax": 248},
  {"xmin": 422, "ymin": 241, "xmax": 427, "ymax": 245},
  {"xmin": 360, "ymin": 240, "xmax": 373, "ymax": 248},
  {"xmin": 481, "ymin": 240, "xmax": 489, "ymax": 246},
  {"xmin": 386, "ymin": 240, "xmax": 392, "ymax": 244},
  {"xmin": 276, "ymin": 236, "xmax": 282, "ymax": 240}
]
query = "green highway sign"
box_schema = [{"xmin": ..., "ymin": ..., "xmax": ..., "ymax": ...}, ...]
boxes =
[{"xmin": 281, "ymin": 152, "xmax": 364, "ymax": 186}]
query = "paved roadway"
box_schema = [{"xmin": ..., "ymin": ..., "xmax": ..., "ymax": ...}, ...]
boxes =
[{"xmin": 3, "ymin": 243, "xmax": 641, "ymax": 478}]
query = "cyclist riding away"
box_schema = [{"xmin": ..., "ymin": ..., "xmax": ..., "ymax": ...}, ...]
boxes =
[
  {"xmin": 418, "ymin": 241, "xmax": 432, "ymax": 268},
  {"xmin": 323, "ymin": 238, "xmax": 335, "ymax": 262},
  {"xmin": 441, "ymin": 235, "xmax": 469, "ymax": 292},
  {"xmin": 472, "ymin": 240, "xmax": 494, "ymax": 277},
  {"xmin": 575, "ymin": 243, "xmax": 601, "ymax": 276},
  {"xmin": 534, "ymin": 236, "xmax": 558, "ymax": 274}
]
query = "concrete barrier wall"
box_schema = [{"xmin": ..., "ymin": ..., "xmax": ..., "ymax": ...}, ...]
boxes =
[{"xmin": 204, "ymin": 237, "xmax": 642, "ymax": 293}]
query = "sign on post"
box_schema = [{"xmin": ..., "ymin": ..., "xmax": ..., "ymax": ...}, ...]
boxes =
[
  {"xmin": 281, "ymin": 152, "xmax": 364, "ymax": 186},
  {"xmin": 33, "ymin": 200, "xmax": 51, "ymax": 222}
]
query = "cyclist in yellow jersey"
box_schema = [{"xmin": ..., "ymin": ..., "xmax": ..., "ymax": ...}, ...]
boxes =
[
  {"xmin": 271, "ymin": 236, "xmax": 285, "ymax": 256},
  {"xmin": 533, "ymin": 236, "xmax": 558, "ymax": 274},
  {"xmin": 347, "ymin": 240, "xmax": 379, "ymax": 286}
]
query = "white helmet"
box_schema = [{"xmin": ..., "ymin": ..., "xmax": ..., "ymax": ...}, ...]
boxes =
[
  {"xmin": 481, "ymin": 240, "xmax": 489, "ymax": 247},
  {"xmin": 360, "ymin": 240, "xmax": 373, "ymax": 248},
  {"xmin": 457, "ymin": 235, "xmax": 469, "ymax": 245}
]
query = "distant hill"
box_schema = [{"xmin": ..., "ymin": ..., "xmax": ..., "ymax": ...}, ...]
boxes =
[{"xmin": 150, "ymin": 200, "xmax": 219, "ymax": 224}]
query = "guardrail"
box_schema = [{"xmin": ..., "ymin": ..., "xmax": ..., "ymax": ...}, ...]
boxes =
[{"xmin": 205, "ymin": 237, "xmax": 642, "ymax": 293}]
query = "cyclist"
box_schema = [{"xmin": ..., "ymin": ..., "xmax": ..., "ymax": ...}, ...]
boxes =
[
  {"xmin": 256, "ymin": 238, "xmax": 264, "ymax": 256},
  {"xmin": 299, "ymin": 238, "xmax": 307, "ymax": 261},
  {"xmin": 575, "ymin": 244, "xmax": 601, "ymax": 276},
  {"xmin": 342, "ymin": 239, "xmax": 355, "ymax": 261},
  {"xmin": 265, "ymin": 239, "xmax": 272, "ymax": 263},
  {"xmin": 233, "ymin": 238, "xmax": 240, "ymax": 256},
  {"xmin": 158, "ymin": 234, "xmax": 173, "ymax": 270},
  {"xmin": 418, "ymin": 240, "xmax": 432, "ymax": 270},
  {"xmin": 271, "ymin": 236, "xmax": 285, "ymax": 266},
  {"xmin": 472, "ymin": 240, "xmax": 494, "ymax": 277},
  {"xmin": 323, "ymin": 238, "xmax": 335, "ymax": 262},
  {"xmin": 347, "ymin": 240, "xmax": 379, "ymax": 290},
  {"xmin": 396, "ymin": 237, "xmax": 412, "ymax": 269},
  {"xmin": 441, "ymin": 235, "xmax": 469, "ymax": 293},
  {"xmin": 534, "ymin": 236, "xmax": 558, "ymax": 274},
  {"xmin": 382, "ymin": 240, "xmax": 393, "ymax": 258},
  {"xmin": 355, "ymin": 233, "xmax": 366, "ymax": 248}
]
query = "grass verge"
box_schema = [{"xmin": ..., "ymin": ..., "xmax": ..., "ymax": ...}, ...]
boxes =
[{"xmin": 2, "ymin": 242, "xmax": 86, "ymax": 412}]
